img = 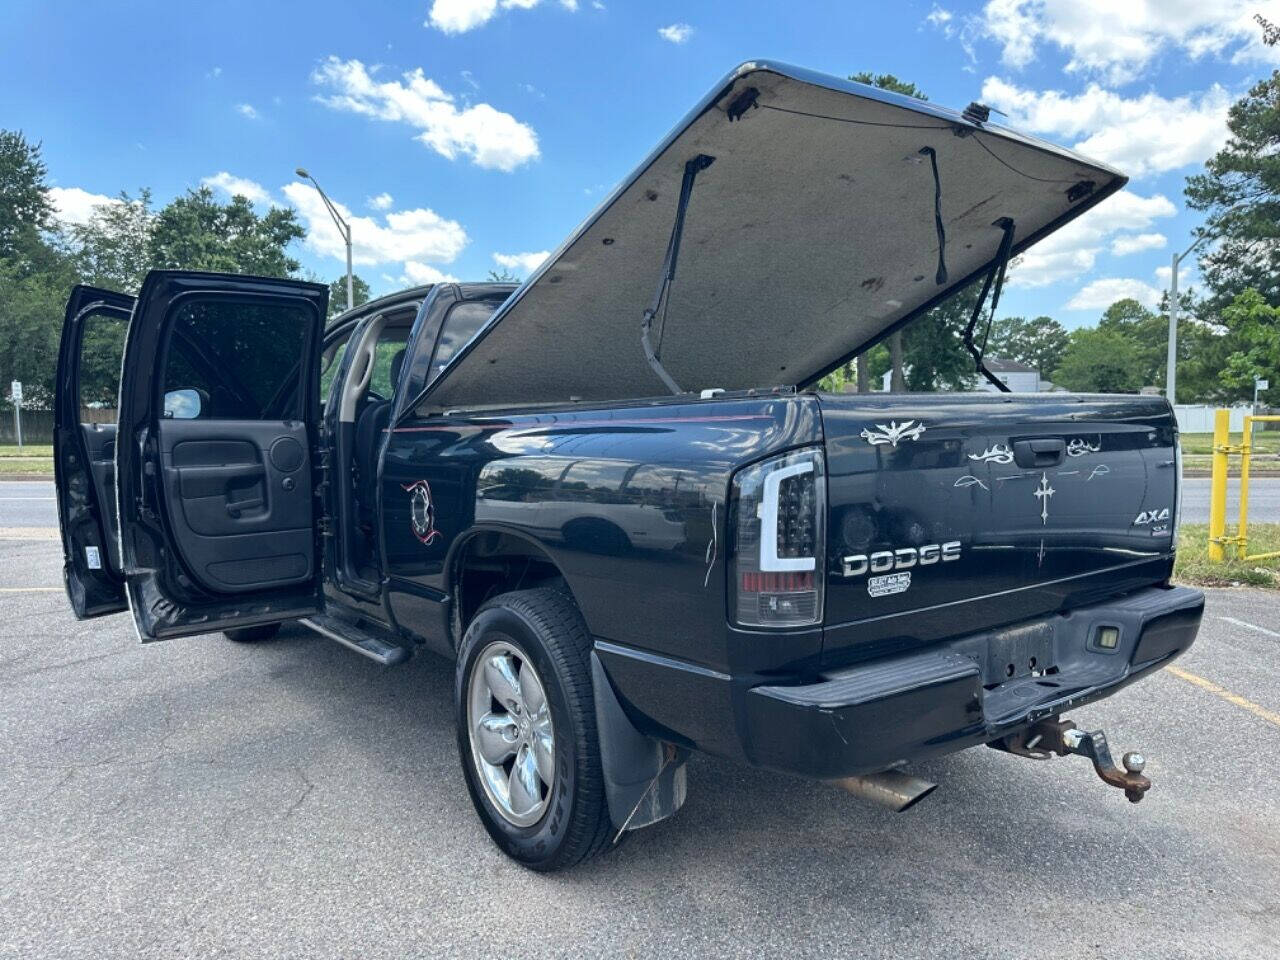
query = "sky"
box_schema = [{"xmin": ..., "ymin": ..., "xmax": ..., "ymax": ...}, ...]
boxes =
[{"xmin": 2, "ymin": 0, "xmax": 1277, "ymax": 326}]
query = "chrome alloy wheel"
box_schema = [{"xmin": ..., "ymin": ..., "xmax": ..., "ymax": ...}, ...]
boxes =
[{"xmin": 467, "ymin": 640, "xmax": 556, "ymax": 828}]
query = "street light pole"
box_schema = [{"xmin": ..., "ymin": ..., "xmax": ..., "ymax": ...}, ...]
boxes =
[
  {"xmin": 1166, "ymin": 234, "xmax": 1208, "ymax": 407},
  {"xmin": 295, "ymin": 167, "xmax": 353, "ymax": 311}
]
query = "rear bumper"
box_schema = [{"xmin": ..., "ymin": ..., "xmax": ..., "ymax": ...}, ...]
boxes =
[{"xmin": 742, "ymin": 585, "xmax": 1203, "ymax": 778}]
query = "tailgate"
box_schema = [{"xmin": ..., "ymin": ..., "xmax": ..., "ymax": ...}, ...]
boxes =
[{"xmin": 818, "ymin": 393, "xmax": 1177, "ymax": 662}]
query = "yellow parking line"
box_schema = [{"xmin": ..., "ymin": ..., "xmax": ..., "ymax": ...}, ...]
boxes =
[{"xmin": 1166, "ymin": 665, "xmax": 1280, "ymax": 729}]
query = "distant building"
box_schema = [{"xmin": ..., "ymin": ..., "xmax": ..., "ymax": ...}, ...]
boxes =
[{"xmin": 879, "ymin": 356, "xmax": 1046, "ymax": 393}]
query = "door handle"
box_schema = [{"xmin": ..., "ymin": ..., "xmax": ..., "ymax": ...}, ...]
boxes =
[
  {"xmin": 177, "ymin": 463, "xmax": 265, "ymax": 499},
  {"xmin": 226, "ymin": 497, "xmax": 264, "ymax": 518},
  {"xmin": 1013, "ymin": 438, "xmax": 1066, "ymax": 469}
]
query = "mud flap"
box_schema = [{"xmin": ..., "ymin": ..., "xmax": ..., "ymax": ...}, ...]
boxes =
[{"xmin": 590, "ymin": 651, "xmax": 688, "ymax": 832}]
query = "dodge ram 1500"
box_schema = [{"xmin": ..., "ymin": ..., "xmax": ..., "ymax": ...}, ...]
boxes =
[{"xmin": 54, "ymin": 61, "xmax": 1202, "ymax": 871}]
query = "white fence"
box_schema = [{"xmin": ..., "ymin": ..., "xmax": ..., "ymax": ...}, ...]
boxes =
[{"xmin": 1174, "ymin": 404, "xmax": 1253, "ymax": 433}]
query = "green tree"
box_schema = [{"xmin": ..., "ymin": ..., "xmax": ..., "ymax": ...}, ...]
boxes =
[
  {"xmin": 0, "ymin": 254, "xmax": 76, "ymax": 408},
  {"xmin": 1096, "ymin": 298, "xmax": 1167, "ymax": 387},
  {"xmin": 328, "ymin": 273, "xmax": 371, "ymax": 318},
  {"xmin": 487, "ymin": 267, "xmax": 520, "ymax": 283},
  {"xmin": 1217, "ymin": 288, "xmax": 1280, "ymax": 397},
  {"xmin": 849, "ymin": 73, "xmax": 928, "ymax": 101},
  {"xmin": 0, "ymin": 130, "xmax": 56, "ymax": 260},
  {"xmin": 0, "ymin": 130, "xmax": 73, "ymax": 409},
  {"xmin": 1053, "ymin": 328, "xmax": 1144, "ymax": 393},
  {"xmin": 985, "ymin": 315, "xmax": 1069, "ymax": 378},
  {"xmin": 148, "ymin": 186, "xmax": 304, "ymax": 277},
  {"xmin": 1185, "ymin": 71, "xmax": 1280, "ymax": 312},
  {"xmin": 901, "ymin": 284, "xmax": 980, "ymax": 391},
  {"xmin": 69, "ymin": 189, "xmax": 153, "ymax": 293}
]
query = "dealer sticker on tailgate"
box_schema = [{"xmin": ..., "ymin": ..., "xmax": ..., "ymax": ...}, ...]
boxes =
[{"xmin": 867, "ymin": 572, "xmax": 911, "ymax": 597}]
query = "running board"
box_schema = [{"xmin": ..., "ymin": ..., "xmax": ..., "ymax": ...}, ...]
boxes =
[{"xmin": 300, "ymin": 615, "xmax": 410, "ymax": 666}]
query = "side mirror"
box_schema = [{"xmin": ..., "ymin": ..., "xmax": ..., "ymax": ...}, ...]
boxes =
[{"xmin": 163, "ymin": 388, "xmax": 204, "ymax": 419}]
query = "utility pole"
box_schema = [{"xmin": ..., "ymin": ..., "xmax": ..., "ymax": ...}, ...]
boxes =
[{"xmin": 295, "ymin": 167, "xmax": 354, "ymax": 311}]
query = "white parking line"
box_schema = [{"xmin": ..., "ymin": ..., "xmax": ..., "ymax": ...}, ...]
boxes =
[
  {"xmin": 0, "ymin": 497, "xmax": 55, "ymax": 501},
  {"xmin": 1220, "ymin": 616, "xmax": 1280, "ymax": 640}
]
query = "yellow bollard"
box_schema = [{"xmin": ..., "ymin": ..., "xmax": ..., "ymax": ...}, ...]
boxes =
[
  {"xmin": 1238, "ymin": 416, "xmax": 1253, "ymax": 560},
  {"xmin": 1208, "ymin": 409, "xmax": 1229, "ymax": 563}
]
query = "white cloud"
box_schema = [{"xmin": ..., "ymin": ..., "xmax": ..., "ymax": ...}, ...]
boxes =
[
  {"xmin": 282, "ymin": 181, "xmax": 468, "ymax": 269},
  {"xmin": 1110, "ymin": 232, "xmax": 1167, "ymax": 256},
  {"xmin": 48, "ymin": 187, "xmax": 119, "ymax": 225},
  {"xmin": 658, "ymin": 23, "xmax": 693, "ymax": 44},
  {"xmin": 367, "ymin": 192, "xmax": 394, "ymax": 210},
  {"xmin": 1065, "ymin": 277, "xmax": 1163, "ymax": 310},
  {"xmin": 1008, "ymin": 191, "xmax": 1175, "ymax": 288},
  {"xmin": 202, "ymin": 171, "xmax": 272, "ymax": 205},
  {"xmin": 980, "ymin": 77, "xmax": 1231, "ymax": 179},
  {"xmin": 402, "ymin": 261, "xmax": 460, "ymax": 285},
  {"xmin": 926, "ymin": 5, "xmax": 953, "ymax": 30},
  {"xmin": 207, "ymin": 66, "xmax": 223, "ymax": 79},
  {"xmin": 312, "ymin": 57, "xmax": 539, "ymax": 172},
  {"xmin": 236, "ymin": 103, "xmax": 260, "ymax": 120},
  {"xmin": 492, "ymin": 250, "xmax": 549, "ymax": 275},
  {"xmin": 427, "ymin": 0, "xmax": 579, "ymax": 34},
  {"xmin": 981, "ymin": 0, "xmax": 1280, "ymax": 86}
]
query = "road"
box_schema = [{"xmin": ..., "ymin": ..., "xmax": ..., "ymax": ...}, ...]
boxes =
[
  {"xmin": 1182, "ymin": 476, "xmax": 1280, "ymax": 525},
  {"xmin": 5, "ymin": 477, "xmax": 1278, "ymax": 529},
  {"xmin": 2, "ymin": 490, "xmax": 1280, "ymax": 957}
]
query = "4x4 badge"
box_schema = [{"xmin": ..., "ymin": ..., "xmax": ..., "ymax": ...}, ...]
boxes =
[{"xmin": 403, "ymin": 479, "xmax": 441, "ymax": 544}]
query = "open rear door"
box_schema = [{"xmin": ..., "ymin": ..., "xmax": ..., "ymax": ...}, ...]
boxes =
[
  {"xmin": 116, "ymin": 271, "xmax": 328, "ymax": 641},
  {"xmin": 54, "ymin": 285, "xmax": 136, "ymax": 618}
]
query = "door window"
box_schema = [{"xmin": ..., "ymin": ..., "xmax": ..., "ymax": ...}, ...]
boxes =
[
  {"xmin": 162, "ymin": 299, "xmax": 312, "ymax": 420},
  {"xmin": 77, "ymin": 311, "xmax": 128, "ymax": 420},
  {"xmin": 319, "ymin": 336, "xmax": 349, "ymax": 410},
  {"xmin": 430, "ymin": 300, "xmax": 500, "ymax": 380}
]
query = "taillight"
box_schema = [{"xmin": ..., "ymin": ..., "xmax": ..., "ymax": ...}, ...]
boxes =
[{"xmin": 730, "ymin": 448, "xmax": 826, "ymax": 628}]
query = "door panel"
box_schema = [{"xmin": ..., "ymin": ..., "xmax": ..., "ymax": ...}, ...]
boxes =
[
  {"xmin": 158, "ymin": 419, "xmax": 314, "ymax": 592},
  {"xmin": 80, "ymin": 423, "xmax": 121, "ymax": 571},
  {"xmin": 54, "ymin": 285, "xmax": 135, "ymax": 619},
  {"xmin": 116, "ymin": 271, "xmax": 328, "ymax": 641}
]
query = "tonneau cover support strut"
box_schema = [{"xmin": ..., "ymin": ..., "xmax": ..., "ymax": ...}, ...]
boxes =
[
  {"xmin": 962, "ymin": 216, "xmax": 1016, "ymax": 393},
  {"xmin": 640, "ymin": 153, "xmax": 716, "ymax": 395}
]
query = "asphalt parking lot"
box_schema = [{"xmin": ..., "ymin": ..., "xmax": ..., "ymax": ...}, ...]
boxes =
[{"xmin": 2, "ymin": 489, "xmax": 1279, "ymax": 958}]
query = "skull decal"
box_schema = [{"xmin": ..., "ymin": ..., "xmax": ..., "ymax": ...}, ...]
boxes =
[{"xmin": 402, "ymin": 479, "xmax": 440, "ymax": 545}]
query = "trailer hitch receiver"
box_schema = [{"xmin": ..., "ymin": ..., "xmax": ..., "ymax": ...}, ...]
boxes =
[{"xmin": 999, "ymin": 717, "xmax": 1152, "ymax": 803}]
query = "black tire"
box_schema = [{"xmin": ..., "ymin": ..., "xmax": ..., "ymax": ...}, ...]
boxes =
[
  {"xmin": 455, "ymin": 587, "xmax": 613, "ymax": 871},
  {"xmin": 223, "ymin": 623, "xmax": 282, "ymax": 643}
]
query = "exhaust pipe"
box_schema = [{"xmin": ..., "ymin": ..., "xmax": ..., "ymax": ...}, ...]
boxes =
[{"xmin": 835, "ymin": 770, "xmax": 937, "ymax": 812}]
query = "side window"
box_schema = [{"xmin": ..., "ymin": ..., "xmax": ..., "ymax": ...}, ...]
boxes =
[
  {"xmin": 431, "ymin": 300, "xmax": 499, "ymax": 380},
  {"xmin": 369, "ymin": 332, "xmax": 410, "ymax": 398},
  {"xmin": 77, "ymin": 311, "xmax": 129, "ymax": 423},
  {"xmin": 319, "ymin": 336, "xmax": 349, "ymax": 410},
  {"xmin": 162, "ymin": 299, "xmax": 312, "ymax": 420}
]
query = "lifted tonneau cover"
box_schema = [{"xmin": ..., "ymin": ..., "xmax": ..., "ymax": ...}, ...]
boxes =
[{"xmin": 425, "ymin": 60, "xmax": 1126, "ymax": 410}]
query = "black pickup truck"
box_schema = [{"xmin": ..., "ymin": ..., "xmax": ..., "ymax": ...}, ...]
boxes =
[{"xmin": 54, "ymin": 61, "xmax": 1202, "ymax": 871}]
